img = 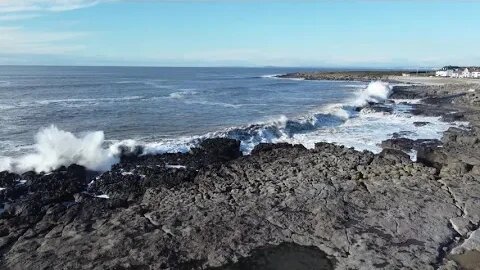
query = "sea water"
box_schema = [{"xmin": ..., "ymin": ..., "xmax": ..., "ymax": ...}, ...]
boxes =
[{"xmin": 0, "ymin": 66, "xmax": 465, "ymax": 173}]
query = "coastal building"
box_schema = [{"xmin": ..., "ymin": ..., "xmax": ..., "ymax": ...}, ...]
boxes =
[
  {"xmin": 435, "ymin": 67, "xmax": 454, "ymax": 77},
  {"xmin": 461, "ymin": 68, "xmax": 471, "ymax": 78},
  {"xmin": 435, "ymin": 66, "xmax": 480, "ymax": 79}
]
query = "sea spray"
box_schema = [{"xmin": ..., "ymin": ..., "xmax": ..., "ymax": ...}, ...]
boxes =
[
  {"xmin": 5, "ymin": 126, "xmax": 118, "ymax": 173},
  {"xmin": 352, "ymin": 81, "xmax": 393, "ymax": 106}
]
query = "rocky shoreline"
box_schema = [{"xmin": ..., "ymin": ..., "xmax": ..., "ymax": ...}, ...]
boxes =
[
  {"xmin": 1, "ymin": 79, "xmax": 480, "ymax": 269},
  {"xmin": 277, "ymin": 71, "xmax": 405, "ymax": 82}
]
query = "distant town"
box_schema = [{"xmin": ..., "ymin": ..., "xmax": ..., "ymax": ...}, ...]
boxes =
[{"xmin": 435, "ymin": 66, "xmax": 480, "ymax": 78}]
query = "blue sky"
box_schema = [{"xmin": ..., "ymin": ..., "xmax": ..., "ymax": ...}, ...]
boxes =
[{"xmin": 0, "ymin": 0, "xmax": 479, "ymax": 67}]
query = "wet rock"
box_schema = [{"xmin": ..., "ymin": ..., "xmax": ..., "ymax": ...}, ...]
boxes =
[
  {"xmin": 251, "ymin": 143, "xmax": 306, "ymax": 155},
  {"xmin": 362, "ymin": 104, "xmax": 393, "ymax": 114},
  {"xmin": 191, "ymin": 138, "xmax": 242, "ymax": 165},
  {"xmin": 0, "ymin": 141, "xmax": 466, "ymax": 269},
  {"xmin": 210, "ymin": 243, "xmax": 335, "ymax": 270},
  {"xmin": 89, "ymin": 138, "xmax": 243, "ymax": 202},
  {"xmin": 381, "ymin": 137, "xmax": 441, "ymax": 153},
  {"xmin": 414, "ymin": 121, "xmax": 430, "ymax": 127}
]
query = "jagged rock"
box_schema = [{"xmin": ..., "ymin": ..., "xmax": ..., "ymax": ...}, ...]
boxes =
[
  {"xmin": 0, "ymin": 141, "xmax": 470, "ymax": 269},
  {"xmin": 449, "ymin": 217, "xmax": 474, "ymax": 237},
  {"xmin": 251, "ymin": 143, "xmax": 306, "ymax": 155}
]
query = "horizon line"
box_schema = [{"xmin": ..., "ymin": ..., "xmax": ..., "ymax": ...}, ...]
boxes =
[{"xmin": 0, "ymin": 64, "xmax": 437, "ymax": 70}]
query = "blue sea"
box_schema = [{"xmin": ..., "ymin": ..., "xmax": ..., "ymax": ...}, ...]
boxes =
[{"xmin": 0, "ymin": 66, "xmax": 462, "ymax": 173}]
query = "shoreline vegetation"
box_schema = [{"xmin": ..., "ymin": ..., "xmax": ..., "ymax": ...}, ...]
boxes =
[{"xmin": 1, "ymin": 71, "xmax": 480, "ymax": 269}]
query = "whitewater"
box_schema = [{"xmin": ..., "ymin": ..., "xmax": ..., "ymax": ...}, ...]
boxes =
[{"xmin": 0, "ymin": 67, "xmax": 465, "ymax": 173}]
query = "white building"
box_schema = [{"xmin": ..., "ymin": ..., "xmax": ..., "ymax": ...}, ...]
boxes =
[
  {"xmin": 461, "ymin": 68, "xmax": 471, "ymax": 78},
  {"xmin": 436, "ymin": 70, "xmax": 453, "ymax": 77},
  {"xmin": 451, "ymin": 70, "xmax": 461, "ymax": 78},
  {"xmin": 435, "ymin": 66, "xmax": 480, "ymax": 78}
]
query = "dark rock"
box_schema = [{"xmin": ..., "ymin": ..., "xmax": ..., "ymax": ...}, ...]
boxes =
[
  {"xmin": 0, "ymin": 140, "xmax": 475, "ymax": 269},
  {"xmin": 251, "ymin": 143, "xmax": 306, "ymax": 155},
  {"xmin": 376, "ymin": 148, "xmax": 412, "ymax": 165},
  {"xmin": 277, "ymin": 71, "xmax": 402, "ymax": 82},
  {"xmin": 442, "ymin": 112, "xmax": 465, "ymax": 122},
  {"xmin": 381, "ymin": 138, "xmax": 441, "ymax": 152},
  {"xmin": 414, "ymin": 121, "xmax": 430, "ymax": 127},
  {"xmin": 191, "ymin": 138, "xmax": 242, "ymax": 165},
  {"xmin": 363, "ymin": 104, "xmax": 393, "ymax": 114},
  {"xmin": 416, "ymin": 146, "xmax": 447, "ymax": 170},
  {"xmin": 210, "ymin": 243, "xmax": 335, "ymax": 270},
  {"xmin": 391, "ymin": 131, "xmax": 415, "ymax": 139}
]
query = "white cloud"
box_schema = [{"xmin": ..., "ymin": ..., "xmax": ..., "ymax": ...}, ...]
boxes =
[
  {"xmin": 0, "ymin": 0, "xmax": 110, "ymax": 13},
  {"xmin": 0, "ymin": 26, "xmax": 87, "ymax": 55},
  {"xmin": 0, "ymin": 13, "xmax": 40, "ymax": 21}
]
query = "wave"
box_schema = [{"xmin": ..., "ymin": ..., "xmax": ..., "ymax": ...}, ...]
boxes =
[
  {"xmin": 0, "ymin": 81, "xmax": 386, "ymax": 173},
  {"xmin": 343, "ymin": 84, "xmax": 368, "ymax": 88},
  {"xmin": 184, "ymin": 100, "xmax": 242, "ymax": 109},
  {"xmin": 0, "ymin": 104, "xmax": 15, "ymax": 110},
  {"xmin": 116, "ymin": 80, "xmax": 172, "ymax": 89},
  {"xmin": 260, "ymin": 74, "xmax": 306, "ymax": 81},
  {"xmin": 0, "ymin": 81, "xmax": 465, "ymax": 174},
  {"xmin": 0, "ymin": 81, "xmax": 11, "ymax": 87},
  {"xmin": 260, "ymin": 74, "xmax": 281, "ymax": 79},
  {"xmin": 1, "ymin": 126, "xmax": 118, "ymax": 173},
  {"xmin": 35, "ymin": 96, "xmax": 144, "ymax": 105},
  {"xmin": 350, "ymin": 81, "xmax": 392, "ymax": 107},
  {"xmin": 168, "ymin": 89, "xmax": 198, "ymax": 99}
]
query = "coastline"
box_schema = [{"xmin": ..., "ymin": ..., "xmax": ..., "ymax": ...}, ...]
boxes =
[{"xmin": 1, "ymin": 73, "xmax": 479, "ymax": 269}]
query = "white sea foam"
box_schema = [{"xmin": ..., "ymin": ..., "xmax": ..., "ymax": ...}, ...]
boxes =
[
  {"xmin": 261, "ymin": 74, "xmax": 281, "ymax": 79},
  {"xmin": 0, "ymin": 104, "xmax": 15, "ymax": 110},
  {"xmin": 168, "ymin": 89, "xmax": 197, "ymax": 99},
  {"xmin": 343, "ymin": 84, "xmax": 368, "ymax": 88},
  {"xmin": 261, "ymin": 74, "xmax": 306, "ymax": 81},
  {"xmin": 351, "ymin": 81, "xmax": 393, "ymax": 107},
  {"xmin": 392, "ymin": 99, "xmax": 422, "ymax": 104},
  {"xmin": 1, "ymin": 126, "xmax": 119, "ymax": 173},
  {"xmin": 0, "ymin": 81, "xmax": 10, "ymax": 87},
  {"xmin": 284, "ymin": 110, "xmax": 467, "ymax": 153},
  {"xmin": 36, "ymin": 96, "xmax": 144, "ymax": 105},
  {"xmin": 184, "ymin": 100, "xmax": 242, "ymax": 108},
  {"xmin": 321, "ymin": 104, "xmax": 354, "ymax": 120},
  {"xmin": 165, "ymin": 164, "xmax": 187, "ymax": 169},
  {"xmin": 116, "ymin": 80, "xmax": 170, "ymax": 89}
]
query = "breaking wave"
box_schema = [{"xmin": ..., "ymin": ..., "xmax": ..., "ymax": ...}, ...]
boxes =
[
  {"xmin": 168, "ymin": 89, "xmax": 198, "ymax": 99},
  {"xmin": 0, "ymin": 81, "xmax": 464, "ymax": 174},
  {"xmin": 351, "ymin": 81, "xmax": 392, "ymax": 106},
  {"xmin": 0, "ymin": 126, "xmax": 119, "ymax": 173},
  {"xmin": 35, "ymin": 96, "xmax": 144, "ymax": 105}
]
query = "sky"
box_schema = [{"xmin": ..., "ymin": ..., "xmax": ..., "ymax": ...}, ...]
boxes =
[{"xmin": 0, "ymin": 0, "xmax": 479, "ymax": 68}]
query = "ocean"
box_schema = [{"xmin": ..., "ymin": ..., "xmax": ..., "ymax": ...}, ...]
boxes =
[{"xmin": 0, "ymin": 66, "xmax": 463, "ymax": 173}]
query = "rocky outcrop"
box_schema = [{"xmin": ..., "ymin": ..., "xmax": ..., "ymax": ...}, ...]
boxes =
[
  {"xmin": 277, "ymin": 71, "xmax": 403, "ymax": 82},
  {"xmin": 1, "ymin": 137, "xmax": 479, "ymax": 269}
]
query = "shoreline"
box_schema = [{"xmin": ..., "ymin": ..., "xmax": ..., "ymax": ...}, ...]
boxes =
[{"xmin": 0, "ymin": 75, "xmax": 479, "ymax": 269}]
